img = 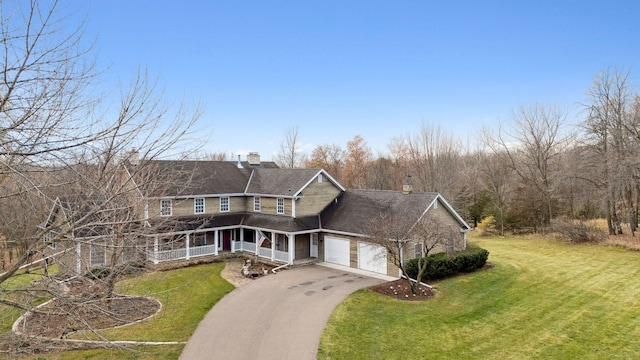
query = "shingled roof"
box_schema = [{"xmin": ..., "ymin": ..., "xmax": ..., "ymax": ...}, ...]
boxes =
[
  {"xmin": 146, "ymin": 213, "xmax": 320, "ymax": 234},
  {"xmin": 245, "ymin": 168, "xmax": 326, "ymax": 196},
  {"xmin": 321, "ymin": 189, "xmax": 443, "ymax": 235},
  {"xmin": 128, "ymin": 160, "xmax": 277, "ymax": 197}
]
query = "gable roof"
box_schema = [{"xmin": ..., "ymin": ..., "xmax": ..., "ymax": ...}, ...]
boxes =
[
  {"xmin": 127, "ymin": 160, "xmax": 255, "ymax": 197},
  {"xmin": 41, "ymin": 195, "xmax": 142, "ymax": 238},
  {"xmin": 245, "ymin": 168, "xmax": 343, "ymax": 197},
  {"xmin": 127, "ymin": 161, "xmax": 341, "ymax": 198},
  {"xmin": 321, "ymin": 189, "xmax": 470, "ymax": 236}
]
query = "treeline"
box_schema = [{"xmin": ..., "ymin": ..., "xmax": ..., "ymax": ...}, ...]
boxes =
[{"xmin": 297, "ymin": 68, "xmax": 640, "ymax": 236}]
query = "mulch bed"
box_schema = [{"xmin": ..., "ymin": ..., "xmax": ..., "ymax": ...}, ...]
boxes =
[
  {"xmin": 369, "ymin": 279, "xmax": 435, "ymax": 301},
  {"xmin": 18, "ymin": 296, "xmax": 160, "ymax": 339}
]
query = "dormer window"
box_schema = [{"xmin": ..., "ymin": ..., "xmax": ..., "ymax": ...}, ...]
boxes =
[
  {"xmin": 254, "ymin": 197, "xmax": 261, "ymax": 212},
  {"xmin": 318, "ymin": 174, "xmax": 323, "ymax": 183}
]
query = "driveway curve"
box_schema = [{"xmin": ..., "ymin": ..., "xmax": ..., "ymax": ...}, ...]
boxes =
[{"xmin": 180, "ymin": 264, "xmax": 386, "ymax": 360}]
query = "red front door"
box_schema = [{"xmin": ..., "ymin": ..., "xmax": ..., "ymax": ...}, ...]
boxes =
[{"xmin": 223, "ymin": 230, "xmax": 231, "ymax": 251}]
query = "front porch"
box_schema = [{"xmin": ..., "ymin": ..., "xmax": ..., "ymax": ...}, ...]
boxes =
[{"xmin": 144, "ymin": 228, "xmax": 318, "ymax": 266}]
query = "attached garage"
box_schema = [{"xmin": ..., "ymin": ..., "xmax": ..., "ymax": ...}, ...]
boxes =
[
  {"xmin": 358, "ymin": 241, "xmax": 387, "ymax": 275},
  {"xmin": 324, "ymin": 236, "xmax": 350, "ymax": 267}
]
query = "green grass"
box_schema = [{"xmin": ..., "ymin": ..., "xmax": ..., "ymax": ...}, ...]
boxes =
[
  {"xmin": 318, "ymin": 237, "xmax": 640, "ymax": 359},
  {"xmin": 7, "ymin": 262, "xmax": 234, "ymax": 360},
  {"xmin": 0, "ymin": 265, "xmax": 58, "ymax": 334},
  {"xmin": 97, "ymin": 262, "xmax": 234, "ymax": 342}
]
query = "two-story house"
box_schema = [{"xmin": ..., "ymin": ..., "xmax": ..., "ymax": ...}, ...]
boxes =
[{"xmin": 42, "ymin": 153, "xmax": 471, "ymax": 278}]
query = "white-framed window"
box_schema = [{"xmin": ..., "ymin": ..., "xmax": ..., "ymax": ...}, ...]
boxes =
[
  {"xmin": 254, "ymin": 196, "xmax": 261, "ymax": 212},
  {"xmin": 318, "ymin": 174, "xmax": 323, "ymax": 183},
  {"xmin": 194, "ymin": 197, "xmax": 205, "ymax": 214},
  {"xmin": 44, "ymin": 231, "xmax": 57, "ymax": 249},
  {"xmin": 90, "ymin": 242, "xmax": 106, "ymax": 267},
  {"xmin": 414, "ymin": 243, "xmax": 423, "ymax": 258},
  {"xmin": 276, "ymin": 198, "xmax": 284, "ymax": 214},
  {"xmin": 220, "ymin": 197, "xmax": 230, "ymax": 212},
  {"xmin": 160, "ymin": 199, "xmax": 172, "ymax": 216}
]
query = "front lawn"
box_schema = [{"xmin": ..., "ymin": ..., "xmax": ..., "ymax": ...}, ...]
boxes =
[
  {"xmin": 4, "ymin": 262, "xmax": 234, "ymax": 360},
  {"xmin": 318, "ymin": 237, "xmax": 640, "ymax": 359},
  {"xmin": 0, "ymin": 265, "xmax": 58, "ymax": 334}
]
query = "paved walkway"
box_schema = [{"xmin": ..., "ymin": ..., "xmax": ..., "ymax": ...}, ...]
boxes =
[{"xmin": 179, "ymin": 264, "xmax": 386, "ymax": 359}]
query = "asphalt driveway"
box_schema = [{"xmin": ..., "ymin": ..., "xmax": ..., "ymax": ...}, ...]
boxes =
[{"xmin": 179, "ymin": 264, "xmax": 386, "ymax": 360}]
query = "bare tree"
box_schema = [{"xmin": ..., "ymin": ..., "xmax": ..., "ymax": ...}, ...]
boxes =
[
  {"xmin": 404, "ymin": 124, "xmax": 462, "ymax": 198},
  {"xmin": 0, "ymin": 1, "xmax": 201, "ymax": 353},
  {"xmin": 369, "ymin": 211, "xmax": 458, "ymax": 295},
  {"xmin": 482, "ymin": 104, "xmax": 570, "ymax": 233},
  {"xmin": 581, "ymin": 68, "xmax": 633, "ymax": 235},
  {"xmin": 275, "ymin": 127, "xmax": 306, "ymax": 168}
]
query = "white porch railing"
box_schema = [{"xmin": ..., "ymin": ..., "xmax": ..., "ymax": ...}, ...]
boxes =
[
  {"xmin": 275, "ymin": 250, "xmax": 289, "ymax": 262},
  {"xmin": 152, "ymin": 248, "xmax": 187, "ymax": 262},
  {"xmin": 258, "ymin": 247, "xmax": 271, "ymax": 258},
  {"xmin": 147, "ymin": 242, "xmax": 289, "ymax": 264},
  {"xmin": 241, "ymin": 242, "xmax": 256, "ymax": 253},
  {"xmin": 189, "ymin": 244, "xmax": 217, "ymax": 258}
]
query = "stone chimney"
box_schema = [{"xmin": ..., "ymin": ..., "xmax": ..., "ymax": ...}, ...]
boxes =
[
  {"xmin": 127, "ymin": 148, "xmax": 140, "ymax": 166},
  {"xmin": 402, "ymin": 174, "xmax": 413, "ymax": 194},
  {"xmin": 247, "ymin": 152, "xmax": 260, "ymax": 166}
]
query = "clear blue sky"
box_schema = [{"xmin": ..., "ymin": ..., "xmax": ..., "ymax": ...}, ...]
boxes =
[{"xmin": 82, "ymin": 1, "xmax": 640, "ymax": 160}]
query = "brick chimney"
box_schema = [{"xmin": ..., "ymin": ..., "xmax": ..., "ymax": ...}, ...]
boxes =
[
  {"xmin": 402, "ymin": 174, "xmax": 413, "ymax": 194},
  {"xmin": 247, "ymin": 152, "xmax": 260, "ymax": 166}
]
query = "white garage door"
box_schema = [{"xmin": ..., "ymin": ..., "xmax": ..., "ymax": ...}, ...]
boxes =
[
  {"xmin": 324, "ymin": 236, "xmax": 350, "ymax": 267},
  {"xmin": 358, "ymin": 242, "xmax": 387, "ymax": 275}
]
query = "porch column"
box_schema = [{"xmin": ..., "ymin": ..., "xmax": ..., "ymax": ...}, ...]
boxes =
[
  {"xmin": 185, "ymin": 233, "xmax": 191, "ymax": 260},
  {"xmin": 75, "ymin": 242, "xmax": 82, "ymax": 275},
  {"xmin": 238, "ymin": 229, "xmax": 244, "ymax": 253},
  {"xmin": 153, "ymin": 235, "xmax": 159, "ymax": 265},
  {"xmin": 214, "ymin": 230, "xmax": 219, "ymax": 256},
  {"xmin": 255, "ymin": 230, "xmax": 259, "ymax": 256},
  {"xmin": 288, "ymin": 233, "xmax": 294, "ymax": 264},
  {"xmin": 271, "ymin": 231, "xmax": 276, "ymax": 261}
]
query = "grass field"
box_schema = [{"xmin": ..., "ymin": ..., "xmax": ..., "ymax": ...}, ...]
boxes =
[{"xmin": 318, "ymin": 236, "xmax": 640, "ymax": 359}]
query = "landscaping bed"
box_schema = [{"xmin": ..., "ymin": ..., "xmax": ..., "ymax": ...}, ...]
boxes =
[
  {"xmin": 368, "ymin": 279, "xmax": 434, "ymax": 301},
  {"xmin": 18, "ymin": 296, "xmax": 160, "ymax": 339}
]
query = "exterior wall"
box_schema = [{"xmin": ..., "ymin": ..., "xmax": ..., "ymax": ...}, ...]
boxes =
[
  {"xmin": 426, "ymin": 199, "xmax": 466, "ymax": 252},
  {"xmin": 295, "ymin": 233, "xmax": 311, "ymax": 259},
  {"xmin": 387, "ymin": 254, "xmax": 400, "ymax": 277},
  {"xmin": 349, "ymin": 238, "xmax": 358, "ymax": 269},
  {"xmin": 295, "ymin": 179, "xmax": 342, "ymax": 216},
  {"xmin": 52, "ymin": 239, "xmax": 78, "ymax": 275},
  {"xmin": 258, "ymin": 196, "xmax": 292, "ymax": 216},
  {"xmin": 148, "ymin": 195, "xmax": 247, "ymax": 217},
  {"xmin": 170, "ymin": 198, "xmax": 196, "ymax": 217}
]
